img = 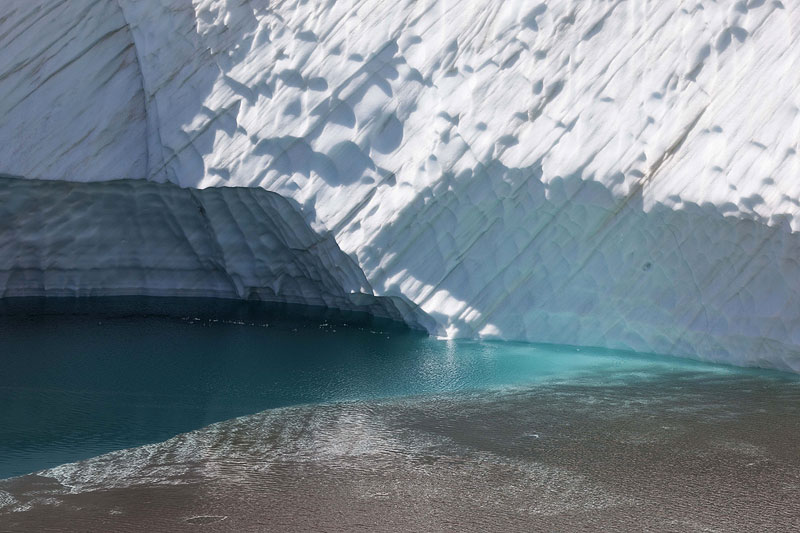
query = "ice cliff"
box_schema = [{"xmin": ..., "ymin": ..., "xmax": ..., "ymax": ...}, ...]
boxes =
[
  {"xmin": 2, "ymin": 0, "xmax": 800, "ymax": 370},
  {"xmin": 0, "ymin": 177, "xmax": 430, "ymax": 328}
]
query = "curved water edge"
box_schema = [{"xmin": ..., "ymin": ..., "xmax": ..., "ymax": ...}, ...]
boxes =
[
  {"xmin": 1, "ymin": 296, "xmax": 797, "ymax": 481},
  {"xmin": 3, "ymin": 362, "xmax": 800, "ymax": 531}
]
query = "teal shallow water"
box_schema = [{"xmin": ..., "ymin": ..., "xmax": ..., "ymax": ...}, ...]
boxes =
[{"xmin": 0, "ymin": 297, "xmax": 792, "ymax": 480}]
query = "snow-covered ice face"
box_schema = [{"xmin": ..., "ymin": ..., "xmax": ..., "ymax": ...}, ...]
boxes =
[{"xmin": 2, "ymin": 0, "xmax": 800, "ymax": 370}]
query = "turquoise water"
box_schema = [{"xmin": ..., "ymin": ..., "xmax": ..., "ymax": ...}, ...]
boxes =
[{"xmin": 0, "ymin": 298, "xmax": 779, "ymax": 479}]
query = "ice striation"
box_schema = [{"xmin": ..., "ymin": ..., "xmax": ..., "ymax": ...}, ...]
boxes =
[{"xmin": 1, "ymin": 0, "xmax": 800, "ymax": 370}]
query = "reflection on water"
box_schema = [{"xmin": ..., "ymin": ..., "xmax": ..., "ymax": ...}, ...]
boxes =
[{"xmin": 1, "ymin": 298, "xmax": 799, "ymax": 530}]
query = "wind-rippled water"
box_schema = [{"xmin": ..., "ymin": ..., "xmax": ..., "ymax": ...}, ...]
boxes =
[{"xmin": 1, "ymin": 298, "xmax": 799, "ymax": 531}]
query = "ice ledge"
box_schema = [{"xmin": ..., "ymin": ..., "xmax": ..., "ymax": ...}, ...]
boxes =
[{"xmin": 0, "ymin": 176, "xmax": 434, "ymax": 332}]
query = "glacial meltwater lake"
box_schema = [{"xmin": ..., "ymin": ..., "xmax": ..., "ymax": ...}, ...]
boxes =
[{"xmin": 1, "ymin": 298, "xmax": 800, "ymax": 530}]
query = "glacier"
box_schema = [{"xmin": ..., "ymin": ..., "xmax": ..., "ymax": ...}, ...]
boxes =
[
  {"xmin": 1, "ymin": 0, "xmax": 800, "ymax": 370},
  {"xmin": 0, "ymin": 177, "xmax": 431, "ymax": 329}
]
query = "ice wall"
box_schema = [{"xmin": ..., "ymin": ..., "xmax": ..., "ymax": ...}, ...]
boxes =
[
  {"xmin": 2, "ymin": 0, "xmax": 800, "ymax": 369},
  {"xmin": 0, "ymin": 177, "xmax": 430, "ymax": 329}
]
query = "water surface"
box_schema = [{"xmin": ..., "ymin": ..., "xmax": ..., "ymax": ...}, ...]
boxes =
[
  {"xmin": 0, "ymin": 297, "xmax": 772, "ymax": 479},
  {"xmin": 1, "ymin": 298, "xmax": 800, "ymax": 530}
]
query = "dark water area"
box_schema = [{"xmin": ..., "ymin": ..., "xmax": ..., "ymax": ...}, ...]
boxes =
[
  {"xmin": 1, "ymin": 297, "xmax": 800, "ymax": 531},
  {"xmin": 0, "ymin": 297, "xmax": 421, "ymax": 479}
]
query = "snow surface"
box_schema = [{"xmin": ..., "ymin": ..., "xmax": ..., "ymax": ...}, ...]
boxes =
[{"xmin": 1, "ymin": 0, "xmax": 800, "ymax": 369}]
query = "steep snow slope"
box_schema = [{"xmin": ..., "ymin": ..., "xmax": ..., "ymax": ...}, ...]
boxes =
[{"xmin": 2, "ymin": 0, "xmax": 800, "ymax": 369}]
